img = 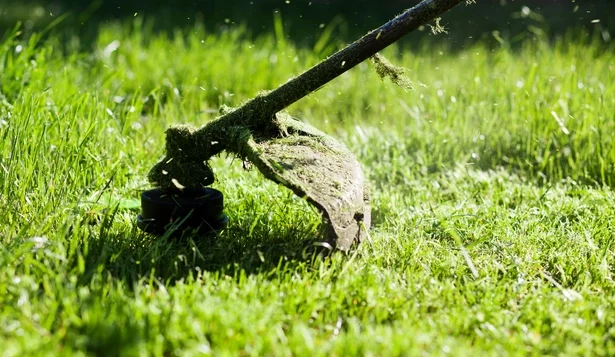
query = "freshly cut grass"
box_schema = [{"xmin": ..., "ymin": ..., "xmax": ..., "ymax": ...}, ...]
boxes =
[{"xmin": 1, "ymin": 21, "xmax": 614, "ymax": 356}]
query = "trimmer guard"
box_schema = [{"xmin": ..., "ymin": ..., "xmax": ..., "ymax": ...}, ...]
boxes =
[{"xmin": 237, "ymin": 114, "xmax": 371, "ymax": 250}]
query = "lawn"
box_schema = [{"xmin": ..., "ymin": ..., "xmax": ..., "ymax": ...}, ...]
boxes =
[{"xmin": 1, "ymin": 15, "xmax": 614, "ymax": 356}]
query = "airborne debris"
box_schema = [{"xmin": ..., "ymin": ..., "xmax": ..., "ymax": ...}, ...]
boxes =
[
  {"xmin": 371, "ymin": 53, "xmax": 414, "ymax": 90},
  {"xmin": 429, "ymin": 17, "xmax": 449, "ymax": 35}
]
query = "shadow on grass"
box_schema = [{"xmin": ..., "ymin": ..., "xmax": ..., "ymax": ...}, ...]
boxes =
[{"xmin": 74, "ymin": 215, "xmax": 338, "ymax": 287}]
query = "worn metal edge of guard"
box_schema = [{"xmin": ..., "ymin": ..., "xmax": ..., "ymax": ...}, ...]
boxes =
[{"xmin": 146, "ymin": 0, "xmax": 468, "ymax": 249}]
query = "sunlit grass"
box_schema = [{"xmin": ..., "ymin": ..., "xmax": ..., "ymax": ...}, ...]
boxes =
[{"xmin": 1, "ymin": 20, "xmax": 614, "ymax": 356}]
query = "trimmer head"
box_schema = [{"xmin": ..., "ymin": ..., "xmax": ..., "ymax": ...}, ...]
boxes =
[
  {"xmin": 137, "ymin": 113, "xmax": 370, "ymax": 250},
  {"xmin": 136, "ymin": 187, "xmax": 228, "ymax": 236}
]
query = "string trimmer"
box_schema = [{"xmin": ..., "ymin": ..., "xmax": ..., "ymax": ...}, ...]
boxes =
[{"xmin": 136, "ymin": 0, "xmax": 469, "ymax": 250}]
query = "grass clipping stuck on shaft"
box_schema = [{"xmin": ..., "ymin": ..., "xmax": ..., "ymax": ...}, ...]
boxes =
[{"xmin": 371, "ymin": 53, "xmax": 414, "ymax": 90}]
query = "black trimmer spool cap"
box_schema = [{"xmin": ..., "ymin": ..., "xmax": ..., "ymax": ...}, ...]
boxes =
[{"xmin": 136, "ymin": 187, "xmax": 228, "ymax": 237}]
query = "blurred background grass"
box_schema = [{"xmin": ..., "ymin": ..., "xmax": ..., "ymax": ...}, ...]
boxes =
[{"xmin": 0, "ymin": 0, "xmax": 613, "ymax": 51}]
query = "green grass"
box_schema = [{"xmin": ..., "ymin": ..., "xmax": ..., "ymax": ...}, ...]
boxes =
[{"xmin": 1, "ymin": 19, "xmax": 614, "ymax": 356}]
